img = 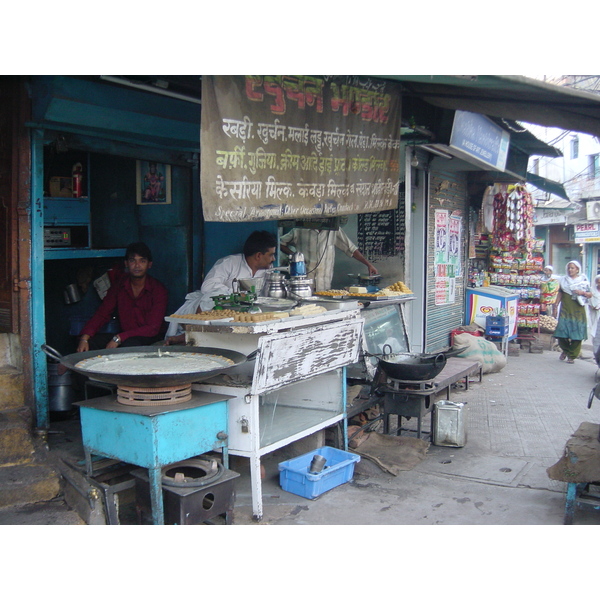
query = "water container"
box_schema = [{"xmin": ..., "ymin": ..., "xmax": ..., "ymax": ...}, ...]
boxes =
[
  {"xmin": 432, "ymin": 400, "xmax": 466, "ymax": 447},
  {"xmin": 47, "ymin": 361, "xmax": 78, "ymax": 412}
]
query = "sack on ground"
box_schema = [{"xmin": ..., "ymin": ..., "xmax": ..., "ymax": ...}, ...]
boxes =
[{"xmin": 452, "ymin": 332, "xmax": 507, "ymax": 373}]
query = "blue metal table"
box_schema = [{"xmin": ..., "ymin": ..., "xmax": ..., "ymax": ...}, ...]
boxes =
[{"xmin": 76, "ymin": 390, "xmax": 232, "ymax": 525}]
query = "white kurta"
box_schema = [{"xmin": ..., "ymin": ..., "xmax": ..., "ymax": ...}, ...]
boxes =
[
  {"xmin": 280, "ymin": 229, "xmax": 357, "ymax": 291},
  {"xmin": 198, "ymin": 253, "xmax": 268, "ymax": 311}
]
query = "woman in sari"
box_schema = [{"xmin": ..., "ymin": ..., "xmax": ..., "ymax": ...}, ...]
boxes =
[{"xmin": 554, "ymin": 260, "xmax": 592, "ymax": 363}]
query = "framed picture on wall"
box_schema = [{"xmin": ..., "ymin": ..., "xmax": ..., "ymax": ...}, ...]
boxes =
[{"xmin": 136, "ymin": 160, "xmax": 172, "ymax": 205}]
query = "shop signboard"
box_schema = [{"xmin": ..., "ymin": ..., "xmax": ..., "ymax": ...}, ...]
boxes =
[
  {"xmin": 574, "ymin": 222, "xmax": 600, "ymax": 243},
  {"xmin": 533, "ymin": 208, "xmax": 569, "ymax": 225},
  {"xmin": 201, "ymin": 76, "xmax": 403, "ymax": 222},
  {"xmin": 449, "ymin": 110, "xmax": 510, "ymax": 171}
]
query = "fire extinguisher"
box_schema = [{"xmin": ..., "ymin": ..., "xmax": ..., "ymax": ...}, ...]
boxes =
[{"xmin": 72, "ymin": 163, "xmax": 83, "ymax": 198}]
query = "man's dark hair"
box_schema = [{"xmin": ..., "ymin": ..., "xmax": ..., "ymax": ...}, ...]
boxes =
[
  {"xmin": 125, "ymin": 242, "xmax": 153, "ymax": 262},
  {"xmin": 243, "ymin": 230, "xmax": 277, "ymax": 257}
]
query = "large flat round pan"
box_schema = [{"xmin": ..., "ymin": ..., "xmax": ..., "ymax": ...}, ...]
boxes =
[{"xmin": 42, "ymin": 345, "xmax": 247, "ymax": 387}]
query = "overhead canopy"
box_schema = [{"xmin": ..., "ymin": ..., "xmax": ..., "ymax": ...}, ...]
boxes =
[
  {"xmin": 526, "ymin": 172, "xmax": 569, "ymax": 200},
  {"xmin": 393, "ymin": 75, "xmax": 600, "ymax": 138}
]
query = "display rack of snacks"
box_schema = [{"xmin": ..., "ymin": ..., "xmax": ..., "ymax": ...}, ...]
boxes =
[{"xmin": 487, "ymin": 185, "xmax": 543, "ymax": 336}]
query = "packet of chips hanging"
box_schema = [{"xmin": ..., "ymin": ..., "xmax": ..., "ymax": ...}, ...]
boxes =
[{"xmin": 540, "ymin": 279, "xmax": 559, "ymax": 305}]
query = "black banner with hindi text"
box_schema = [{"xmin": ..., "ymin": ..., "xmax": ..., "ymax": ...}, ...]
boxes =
[{"xmin": 201, "ymin": 75, "xmax": 402, "ymax": 222}]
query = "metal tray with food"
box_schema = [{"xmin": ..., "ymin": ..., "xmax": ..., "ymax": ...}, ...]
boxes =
[
  {"xmin": 165, "ymin": 316, "xmax": 213, "ymax": 326},
  {"xmin": 254, "ymin": 297, "xmax": 298, "ymax": 310},
  {"xmin": 314, "ymin": 290, "xmax": 350, "ymax": 300}
]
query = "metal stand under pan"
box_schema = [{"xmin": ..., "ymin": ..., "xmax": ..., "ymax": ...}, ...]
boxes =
[
  {"xmin": 384, "ymin": 377, "xmax": 436, "ymax": 392},
  {"xmin": 116, "ymin": 384, "xmax": 193, "ymax": 406}
]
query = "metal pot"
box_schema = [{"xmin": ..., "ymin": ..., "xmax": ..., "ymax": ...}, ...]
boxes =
[
  {"xmin": 262, "ymin": 271, "xmax": 287, "ymax": 298},
  {"xmin": 42, "ymin": 344, "xmax": 249, "ymax": 388},
  {"xmin": 376, "ymin": 349, "xmax": 447, "ymax": 381},
  {"xmin": 288, "ymin": 277, "xmax": 313, "ymax": 299}
]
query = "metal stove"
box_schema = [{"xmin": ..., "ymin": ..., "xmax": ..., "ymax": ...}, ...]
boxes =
[
  {"xmin": 76, "ymin": 386, "xmax": 233, "ymax": 525},
  {"xmin": 371, "ymin": 365, "xmax": 437, "ymax": 439},
  {"xmin": 132, "ymin": 456, "xmax": 240, "ymax": 525}
]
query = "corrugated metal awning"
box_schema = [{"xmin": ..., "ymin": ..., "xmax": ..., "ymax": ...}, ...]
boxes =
[{"xmin": 393, "ymin": 75, "xmax": 600, "ymax": 138}]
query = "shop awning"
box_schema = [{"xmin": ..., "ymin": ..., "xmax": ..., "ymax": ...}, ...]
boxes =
[
  {"xmin": 526, "ymin": 172, "xmax": 569, "ymax": 200},
  {"xmin": 488, "ymin": 117, "xmax": 563, "ymax": 158},
  {"xmin": 393, "ymin": 75, "xmax": 600, "ymax": 138}
]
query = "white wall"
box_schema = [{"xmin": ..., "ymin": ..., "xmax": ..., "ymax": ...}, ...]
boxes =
[{"xmin": 526, "ymin": 123, "xmax": 600, "ymax": 201}]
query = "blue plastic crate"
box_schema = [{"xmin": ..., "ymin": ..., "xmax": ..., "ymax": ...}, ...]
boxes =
[
  {"xmin": 486, "ymin": 315, "xmax": 509, "ymax": 328},
  {"xmin": 486, "ymin": 324, "xmax": 509, "ymax": 337},
  {"xmin": 278, "ymin": 446, "xmax": 360, "ymax": 500}
]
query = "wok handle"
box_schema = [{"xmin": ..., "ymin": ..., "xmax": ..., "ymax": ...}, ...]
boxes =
[
  {"xmin": 588, "ymin": 384, "xmax": 600, "ymax": 409},
  {"xmin": 246, "ymin": 349, "xmax": 259, "ymax": 361},
  {"xmin": 41, "ymin": 344, "xmax": 64, "ymax": 363},
  {"xmin": 382, "ymin": 344, "xmax": 393, "ymax": 357},
  {"xmin": 434, "ymin": 353, "xmax": 446, "ymax": 367}
]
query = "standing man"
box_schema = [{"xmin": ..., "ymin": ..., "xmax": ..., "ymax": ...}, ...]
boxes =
[
  {"xmin": 77, "ymin": 242, "xmax": 168, "ymax": 352},
  {"xmin": 196, "ymin": 230, "xmax": 277, "ymax": 312},
  {"xmin": 280, "ymin": 227, "xmax": 377, "ymax": 291}
]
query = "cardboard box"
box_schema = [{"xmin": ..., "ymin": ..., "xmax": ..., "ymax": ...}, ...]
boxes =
[{"xmin": 49, "ymin": 176, "xmax": 73, "ymax": 198}]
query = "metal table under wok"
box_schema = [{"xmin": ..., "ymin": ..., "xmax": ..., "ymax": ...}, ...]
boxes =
[
  {"xmin": 375, "ymin": 358, "xmax": 482, "ymax": 439},
  {"xmin": 76, "ymin": 391, "xmax": 233, "ymax": 525}
]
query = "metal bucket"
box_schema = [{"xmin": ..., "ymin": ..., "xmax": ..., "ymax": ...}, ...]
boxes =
[
  {"xmin": 432, "ymin": 400, "xmax": 466, "ymax": 447},
  {"xmin": 47, "ymin": 361, "xmax": 78, "ymax": 412}
]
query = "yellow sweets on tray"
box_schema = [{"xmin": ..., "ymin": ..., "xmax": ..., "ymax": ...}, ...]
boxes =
[
  {"xmin": 314, "ymin": 290, "xmax": 348, "ymax": 297},
  {"xmin": 232, "ymin": 312, "xmax": 289, "ymax": 322},
  {"xmin": 169, "ymin": 309, "xmax": 238, "ymax": 320},
  {"xmin": 382, "ymin": 281, "xmax": 413, "ymax": 294}
]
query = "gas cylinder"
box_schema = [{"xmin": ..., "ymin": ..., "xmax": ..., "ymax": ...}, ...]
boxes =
[{"xmin": 72, "ymin": 162, "xmax": 83, "ymax": 198}]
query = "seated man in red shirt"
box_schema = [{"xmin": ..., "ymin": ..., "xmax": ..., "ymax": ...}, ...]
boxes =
[{"xmin": 76, "ymin": 242, "xmax": 168, "ymax": 352}]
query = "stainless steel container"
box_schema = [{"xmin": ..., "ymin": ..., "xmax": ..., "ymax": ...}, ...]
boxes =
[
  {"xmin": 263, "ymin": 271, "xmax": 287, "ymax": 298},
  {"xmin": 288, "ymin": 277, "xmax": 313, "ymax": 298},
  {"xmin": 47, "ymin": 361, "xmax": 78, "ymax": 412},
  {"xmin": 432, "ymin": 400, "xmax": 466, "ymax": 447}
]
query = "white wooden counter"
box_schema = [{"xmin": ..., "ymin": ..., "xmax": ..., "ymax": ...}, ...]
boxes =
[{"xmin": 168, "ymin": 308, "xmax": 364, "ymax": 520}]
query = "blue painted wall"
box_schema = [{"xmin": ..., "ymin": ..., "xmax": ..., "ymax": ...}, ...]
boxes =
[
  {"xmin": 35, "ymin": 75, "xmax": 278, "ymax": 357},
  {"xmin": 202, "ymin": 221, "xmax": 278, "ymax": 274}
]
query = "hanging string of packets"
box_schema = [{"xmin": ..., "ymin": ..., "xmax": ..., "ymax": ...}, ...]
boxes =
[{"xmin": 492, "ymin": 185, "xmax": 535, "ymax": 252}]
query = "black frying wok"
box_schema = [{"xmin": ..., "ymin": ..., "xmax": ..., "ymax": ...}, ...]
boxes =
[
  {"xmin": 42, "ymin": 344, "xmax": 249, "ymax": 388},
  {"xmin": 375, "ymin": 345, "xmax": 447, "ymax": 381}
]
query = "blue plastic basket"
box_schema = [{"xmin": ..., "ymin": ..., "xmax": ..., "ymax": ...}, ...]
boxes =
[{"xmin": 278, "ymin": 446, "xmax": 360, "ymax": 500}]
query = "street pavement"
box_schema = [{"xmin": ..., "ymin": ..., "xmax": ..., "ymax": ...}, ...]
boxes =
[
  {"xmin": 231, "ymin": 343, "xmax": 600, "ymax": 526},
  {"xmin": 2, "ymin": 343, "xmax": 600, "ymax": 527}
]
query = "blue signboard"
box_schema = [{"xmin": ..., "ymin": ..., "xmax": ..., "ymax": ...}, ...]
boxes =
[{"xmin": 449, "ymin": 110, "xmax": 510, "ymax": 171}]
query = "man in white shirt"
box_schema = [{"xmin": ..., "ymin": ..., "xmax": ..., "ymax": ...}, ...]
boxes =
[
  {"xmin": 280, "ymin": 227, "xmax": 377, "ymax": 291},
  {"xmin": 165, "ymin": 230, "xmax": 277, "ymax": 342},
  {"xmin": 199, "ymin": 230, "xmax": 277, "ymax": 311}
]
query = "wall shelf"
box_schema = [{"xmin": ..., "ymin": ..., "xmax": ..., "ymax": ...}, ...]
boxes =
[{"xmin": 44, "ymin": 248, "xmax": 126, "ymax": 260}]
